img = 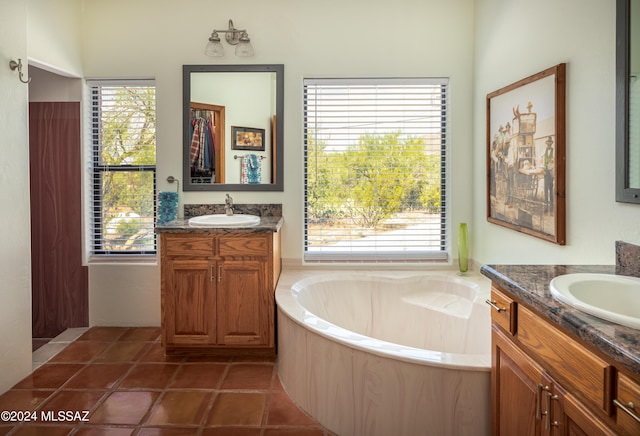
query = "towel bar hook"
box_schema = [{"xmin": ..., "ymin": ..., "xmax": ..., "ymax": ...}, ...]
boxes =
[
  {"xmin": 166, "ymin": 176, "xmax": 180, "ymax": 193},
  {"xmin": 9, "ymin": 59, "xmax": 31, "ymax": 84}
]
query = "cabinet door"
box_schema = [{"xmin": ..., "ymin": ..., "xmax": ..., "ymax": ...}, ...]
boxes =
[
  {"xmin": 216, "ymin": 259, "xmax": 271, "ymax": 347},
  {"xmin": 552, "ymin": 381, "xmax": 617, "ymax": 436},
  {"xmin": 493, "ymin": 326, "xmax": 616, "ymax": 436},
  {"xmin": 493, "ymin": 326, "xmax": 544, "ymax": 436},
  {"xmin": 164, "ymin": 259, "xmax": 216, "ymax": 346},
  {"xmin": 616, "ymin": 373, "xmax": 640, "ymax": 435}
]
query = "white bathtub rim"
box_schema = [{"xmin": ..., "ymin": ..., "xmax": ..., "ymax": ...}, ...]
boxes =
[{"xmin": 275, "ymin": 270, "xmax": 491, "ymax": 372}]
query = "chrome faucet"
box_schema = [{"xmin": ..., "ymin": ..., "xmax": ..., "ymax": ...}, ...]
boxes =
[{"xmin": 224, "ymin": 194, "xmax": 234, "ymax": 216}]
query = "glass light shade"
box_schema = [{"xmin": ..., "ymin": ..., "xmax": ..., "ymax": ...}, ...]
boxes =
[
  {"xmin": 235, "ymin": 33, "xmax": 254, "ymax": 57},
  {"xmin": 205, "ymin": 41, "xmax": 224, "ymax": 57},
  {"xmin": 205, "ymin": 33, "xmax": 225, "ymax": 57},
  {"xmin": 458, "ymin": 222, "xmax": 469, "ymax": 274}
]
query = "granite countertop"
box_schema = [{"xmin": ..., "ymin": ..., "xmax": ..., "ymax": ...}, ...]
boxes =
[
  {"xmin": 481, "ymin": 264, "xmax": 640, "ymax": 377},
  {"xmin": 155, "ymin": 203, "xmax": 283, "ymax": 234},
  {"xmin": 155, "ymin": 216, "xmax": 283, "ymax": 234}
]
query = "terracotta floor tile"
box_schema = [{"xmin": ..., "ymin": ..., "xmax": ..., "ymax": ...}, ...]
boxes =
[
  {"xmin": 206, "ymin": 392, "xmax": 267, "ymax": 426},
  {"xmin": 267, "ymin": 392, "xmax": 318, "ymax": 426},
  {"xmin": 146, "ymin": 391, "xmax": 212, "ymax": 426},
  {"xmin": 184, "ymin": 355, "xmax": 231, "ymax": 363},
  {"xmin": 167, "ymin": 363, "xmax": 226, "ymax": 389},
  {"xmin": 41, "ymin": 390, "xmax": 106, "ymax": 414},
  {"xmin": 72, "ymin": 427, "xmax": 134, "ymax": 435},
  {"xmin": 138, "ymin": 343, "xmax": 184, "ymax": 363},
  {"xmin": 263, "ymin": 429, "xmax": 325, "ymax": 436},
  {"xmin": 48, "ymin": 341, "xmax": 111, "ymax": 363},
  {"xmin": 12, "ymin": 364, "xmax": 84, "ymax": 389},
  {"xmin": 137, "ymin": 428, "xmax": 202, "ymax": 436},
  {"xmin": 90, "ymin": 391, "xmax": 159, "ymax": 425},
  {"xmin": 220, "ymin": 364, "xmax": 274, "ymax": 390},
  {"xmin": 77, "ymin": 327, "xmax": 129, "ymax": 342},
  {"xmin": 10, "ymin": 426, "xmax": 73, "ymax": 435},
  {"xmin": 64, "ymin": 364, "xmax": 132, "ymax": 389},
  {"xmin": 231, "ymin": 355, "xmax": 276, "ymax": 363},
  {"xmin": 93, "ymin": 341, "xmax": 148, "ymax": 363},
  {"xmin": 117, "ymin": 327, "xmax": 161, "ymax": 342},
  {"xmin": 0, "ymin": 390, "xmax": 53, "ymax": 411},
  {"xmin": 118, "ymin": 363, "xmax": 179, "ymax": 389},
  {"xmin": 7, "ymin": 328, "xmax": 331, "ymax": 434},
  {"xmin": 136, "ymin": 427, "xmax": 202, "ymax": 436},
  {"xmin": 272, "ymin": 375, "xmax": 285, "ymax": 392},
  {"xmin": 202, "ymin": 428, "xmax": 262, "ymax": 436}
]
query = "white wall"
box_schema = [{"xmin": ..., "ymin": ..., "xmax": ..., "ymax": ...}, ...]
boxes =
[
  {"xmin": 0, "ymin": 0, "xmax": 84, "ymax": 394},
  {"xmin": 81, "ymin": 0, "xmax": 476, "ymax": 326},
  {"xmin": 473, "ymin": 0, "xmax": 640, "ymax": 264},
  {"xmin": 0, "ymin": 0, "xmax": 33, "ymax": 394},
  {"xmin": 81, "ymin": 0, "xmax": 476, "ymax": 258},
  {"xmin": 27, "ymin": 0, "xmax": 83, "ymax": 77},
  {"xmin": 29, "ymin": 66, "xmax": 83, "ymax": 101}
]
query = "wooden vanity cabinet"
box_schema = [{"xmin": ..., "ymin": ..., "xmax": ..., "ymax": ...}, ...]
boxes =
[
  {"xmin": 489, "ymin": 283, "xmax": 640, "ymax": 436},
  {"xmin": 493, "ymin": 326, "xmax": 616, "ymax": 436},
  {"xmin": 160, "ymin": 231, "xmax": 281, "ymax": 356}
]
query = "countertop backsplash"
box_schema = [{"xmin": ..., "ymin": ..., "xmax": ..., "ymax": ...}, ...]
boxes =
[
  {"xmin": 616, "ymin": 240, "xmax": 640, "ymax": 278},
  {"xmin": 184, "ymin": 203, "xmax": 282, "ymax": 219}
]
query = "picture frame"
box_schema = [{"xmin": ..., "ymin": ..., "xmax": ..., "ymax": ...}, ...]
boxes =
[
  {"xmin": 231, "ymin": 126, "xmax": 266, "ymax": 151},
  {"xmin": 486, "ymin": 63, "xmax": 566, "ymax": 245}
]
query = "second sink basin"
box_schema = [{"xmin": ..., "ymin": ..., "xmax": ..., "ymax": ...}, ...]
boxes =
[
  {"xmin": 549, "ymin": 273, "xmax": 640, "ymax": 329},
  {"xmin": 188, "ymin": 214, "xmax": 260, "ymax": 227}
]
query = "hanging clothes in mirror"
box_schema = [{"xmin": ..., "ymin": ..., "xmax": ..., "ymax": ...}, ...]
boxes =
[{"xmin": 190, "ymin": 109, "xmax": 216, "ymax": 184}]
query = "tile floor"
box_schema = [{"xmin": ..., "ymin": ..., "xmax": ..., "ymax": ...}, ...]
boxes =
[{"xmin": 0, "ymin": 327, "xmax": 335, "ymax": 436}]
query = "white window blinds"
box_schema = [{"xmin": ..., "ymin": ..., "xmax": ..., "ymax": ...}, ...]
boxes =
[
  {"xmin": 303, "ymin": 78, "xmax": 448, "ymax": 262},
  {"xmin": 88, "ymin": 80, "xmax": 157, "ymax": 256}
]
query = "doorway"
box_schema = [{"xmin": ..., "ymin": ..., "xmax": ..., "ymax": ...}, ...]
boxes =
[{"xmin": 29, "ymin": 67, "xmax": 88, "ymax": 350}]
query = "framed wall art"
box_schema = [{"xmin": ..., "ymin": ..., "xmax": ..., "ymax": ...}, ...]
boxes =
[
  {"xmin": 486, "ymin": 63, "xmax": 566, "ymax": 245},
  {"xmin": 231, "ymin": 126, "xmax": 266, "ymax": 151}
]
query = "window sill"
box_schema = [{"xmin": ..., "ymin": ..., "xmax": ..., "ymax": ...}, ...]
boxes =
[{"xmin": 87, "ymin": 254, "xmax": 158, "ymax": 266}]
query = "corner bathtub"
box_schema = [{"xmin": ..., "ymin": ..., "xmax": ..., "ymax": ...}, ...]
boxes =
[{"xmin": 275, "ymin": 270, "xmax": 491, "ymax": 436}]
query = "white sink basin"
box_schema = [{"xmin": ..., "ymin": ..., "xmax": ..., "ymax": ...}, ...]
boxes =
[
  {"xmin": 188, "ymin": 214, "xmax": 260, "ymax": 227},
  {"xmin": 549, "ymin": 273, "xmax": 640, "ymax": 329}
]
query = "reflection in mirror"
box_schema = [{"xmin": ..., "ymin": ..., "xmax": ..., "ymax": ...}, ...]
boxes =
[
  {"xmin": 630, "ymin": 0, "xmax": 640, "ymax": 189},
  {"xmin": 183, "ymin": 64, "xmax": 284, "ymax": 191},
  {"xmin": 617, "ymin": 0, "xmax": 640, "ymax": 202}
]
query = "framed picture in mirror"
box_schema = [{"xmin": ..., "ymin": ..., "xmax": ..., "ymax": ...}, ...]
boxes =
[{"xmin": 232, "ymin": 126, "xmax": 266, "ymax": 151}]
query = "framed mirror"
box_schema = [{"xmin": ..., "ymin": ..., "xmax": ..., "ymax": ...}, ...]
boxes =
[
  {"xmin": 183, "ymin": 64, "xmax": 284, "ymax": 191},
  {"xmin": 617, "ymin": 0, "xmax": 640, "ymax": 202}
]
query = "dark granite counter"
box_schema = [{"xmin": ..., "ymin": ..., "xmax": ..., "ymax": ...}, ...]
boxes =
[
  {"xmin": 481, "ymin": 264, "xmax": 640, "ymax": 377},
  {"xmin": 156, "ymin": 216, "xmax": 282, "ymax": 234},
  {"xmin": 155, "ymin": 203, "xmax": 283, "ymax": 234}
]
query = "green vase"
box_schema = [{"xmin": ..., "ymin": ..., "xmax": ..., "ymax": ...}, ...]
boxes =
[{"xmin": 458, "ymin": 223, "xmax": 469, "ymax": 273}]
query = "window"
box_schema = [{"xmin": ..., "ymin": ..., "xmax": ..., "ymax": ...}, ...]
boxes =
[
  {"xmin": 303, "ymin": 78, "xmax": 448, "ymax": 262},
  {"xmin": 88, "ymin": 80, "xmax": 157, "ymax": 257}
]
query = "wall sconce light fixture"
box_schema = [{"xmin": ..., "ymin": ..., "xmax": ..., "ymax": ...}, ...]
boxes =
[{"xmin": 205, "ymin": 19, "xmax": 254, "ymax": 57}]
